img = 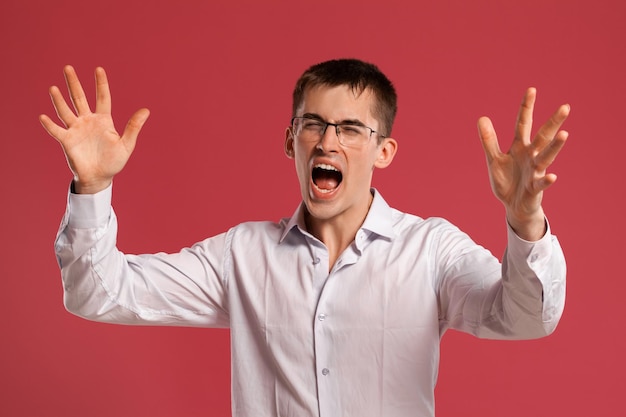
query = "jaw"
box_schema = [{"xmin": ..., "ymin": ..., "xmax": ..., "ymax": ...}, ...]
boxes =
[
  {"xmin": 303, "ymin": 177, "xmax": 375, "ymax": 241},
  {"xmin": 301, "ymin": 159, "xmax": 373, "ymax": 218},
  {"xmin": 303, "ymin": 183, "xmax": 345, "ymax": 229}
]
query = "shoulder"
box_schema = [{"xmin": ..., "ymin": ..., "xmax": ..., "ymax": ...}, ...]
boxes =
[
  {"xmin": 388, "ymin": 209, "xmax": 480, "ymax": 254},
  {"xmin": 390, "ymin": 208, "xmax": 460, "ymax": 237},
  {"xmin": 224, "ymin": 219, "xmax": 290, "ymax": 249},
  {"xmin": 229, "ymin": 219, "xmax": 283, "ymax": 237}
]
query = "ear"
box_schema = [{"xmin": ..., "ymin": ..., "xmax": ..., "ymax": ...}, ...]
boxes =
[
  {"xmin": 284, "ymin": 127, "xmax": 295, "ymax": 159},
  {"xmin": 374, "ymin": 137, "xmax": 398, "ymax": 169}
]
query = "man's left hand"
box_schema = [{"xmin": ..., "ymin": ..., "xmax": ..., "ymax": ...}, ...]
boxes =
[{"xmin": 478, "ymin": 88, "xmax": 570, "ymax": 241}]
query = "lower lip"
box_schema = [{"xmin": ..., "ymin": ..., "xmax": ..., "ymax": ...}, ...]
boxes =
[{"xmin": 310, "ymin": 180, "xmax": 341, "ymax": 200}]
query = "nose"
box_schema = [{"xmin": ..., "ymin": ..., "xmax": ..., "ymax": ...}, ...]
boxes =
[{"xmin": 317, "ymin": 123, "xmax": 340, "ymax": 152}]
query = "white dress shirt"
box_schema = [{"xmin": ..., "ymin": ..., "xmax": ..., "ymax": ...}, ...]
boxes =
[{"xmin": 55, "ymin": 185, "xmax": 566, "ymax": 417}]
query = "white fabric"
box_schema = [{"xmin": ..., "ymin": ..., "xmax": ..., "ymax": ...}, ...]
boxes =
[{"xmin": 55, "ymin": 185, "xmax": 566, "ymax": 417}]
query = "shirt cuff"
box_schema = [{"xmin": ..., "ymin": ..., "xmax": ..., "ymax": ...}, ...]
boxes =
[
  {"xmin": 67, "ymin": 182, "xmax": 113, "ymax": 229},
  {"xmin": 506, "ymin": 218, "xmax": 553, "ymax": 268}
]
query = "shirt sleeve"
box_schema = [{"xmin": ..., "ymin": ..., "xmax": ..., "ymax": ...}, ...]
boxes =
[
  {"xmin": 54, "ymin": 183, "xmax": 230, "ymax": 328},
  {"xmin": 437, "ymin": 219, "xmax": 566, "ymax": 340}
]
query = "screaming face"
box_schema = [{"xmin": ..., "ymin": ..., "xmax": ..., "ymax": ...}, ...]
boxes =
[{"xmin": 284, "ymin": 84, "xmax": 397, "ymax": 234}]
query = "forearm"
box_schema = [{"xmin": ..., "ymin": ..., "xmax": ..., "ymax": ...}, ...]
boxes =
[
  {"xmin": 498, "ymin": 221, "xmax": 566, "ymax": 337},
  {"xmin": 440, "ymin": 219, "xmax": 566, "ymax": 340}
]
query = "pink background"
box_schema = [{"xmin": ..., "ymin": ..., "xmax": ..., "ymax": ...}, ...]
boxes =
[{"xmin": 1, "ymin": 0, "xmax": 624, "ymax": 415}]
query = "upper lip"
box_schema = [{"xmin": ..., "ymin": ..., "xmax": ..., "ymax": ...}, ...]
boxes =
[{"xmin": 310, "ymin": 157, "xmax": 342, "ymax": 174}]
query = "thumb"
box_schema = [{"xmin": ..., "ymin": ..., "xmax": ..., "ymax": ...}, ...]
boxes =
[
  {"xmin": 477, "ymin": 116, "xmax": 501, "ymax": 161},
  {"xmin": 120, "ymin": 108, "xmax": 150, "ymax": 152}
]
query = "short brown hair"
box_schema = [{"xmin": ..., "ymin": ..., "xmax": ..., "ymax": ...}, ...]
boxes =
[{"xmin": 292, "ymin": 59, "xmax": 397, "ymax": 140}]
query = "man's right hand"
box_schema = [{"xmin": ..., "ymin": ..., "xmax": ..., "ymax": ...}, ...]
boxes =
[{"xmin": 40, "ymin": 66, "xmax": 150, "ymax": 194}]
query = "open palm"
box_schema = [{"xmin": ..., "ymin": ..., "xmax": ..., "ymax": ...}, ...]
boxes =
[{"xmin": 40, "ymin": 66, "xmax": 149, "ymax": 194}]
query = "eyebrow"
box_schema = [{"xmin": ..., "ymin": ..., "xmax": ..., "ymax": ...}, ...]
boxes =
[{"xmin": 301, "ymin": 113, "xmax": 366, "ymax": 127}]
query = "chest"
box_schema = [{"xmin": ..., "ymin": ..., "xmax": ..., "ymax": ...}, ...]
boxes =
[{"xmin": 227, "ymin": 236, "xmax": 440, "ymax": 333}]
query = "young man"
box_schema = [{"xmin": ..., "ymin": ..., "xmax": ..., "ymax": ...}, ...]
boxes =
[{"xmin": 40, "ymin": 59, "xmax": 569, "ymax": 417}]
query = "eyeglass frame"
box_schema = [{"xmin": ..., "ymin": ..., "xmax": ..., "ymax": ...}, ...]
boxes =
[{"xmin": 290, "ymin": 115, "xmax": 386, "ymax": 147}]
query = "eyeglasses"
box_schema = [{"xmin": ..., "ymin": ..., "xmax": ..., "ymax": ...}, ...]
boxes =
[{"xmin": 291, "ymin": 116, "xmax": 384, "ymax": 147}]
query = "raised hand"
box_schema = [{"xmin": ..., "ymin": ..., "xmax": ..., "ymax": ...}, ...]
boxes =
[
  {"xmin": 40, "ymin": 66, "xmax": 150, "ymax": 194},
  {"xmin": 478, "ymin": 88, "xmax": 570, "ymax": 241}
]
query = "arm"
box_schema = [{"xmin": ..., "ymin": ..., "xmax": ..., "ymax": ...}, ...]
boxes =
[
  {"xmin": 437, "ymin": 218, "xmax": 565, "ymax": 339},
  {"xmin": 44, "ymin": 67, "xmax": 229, "ymax": 327},
  {"xmin": 439, "ymin": 90, "xmax": 569, "ymax": 339},
  {"xmin": 444, "ymin": 88, "xmax": 570, "ymax": 338},
  {"xmin": 55, "ymin": 184, "xmax": 230, "ymax": 327}
]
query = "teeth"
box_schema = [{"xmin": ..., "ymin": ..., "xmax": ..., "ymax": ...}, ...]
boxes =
[{"xmin": 315, "ymin": 163, "xmax": 339, "ymax": 171}]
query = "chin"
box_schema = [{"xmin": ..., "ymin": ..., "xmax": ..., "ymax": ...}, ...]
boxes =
[{"xmin": 303, "ymin": 198, "xmax": 342, "ymax": 221}]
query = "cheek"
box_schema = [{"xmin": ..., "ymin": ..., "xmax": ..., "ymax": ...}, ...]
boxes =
[
  {"xmin": 293, "ymin": 154, "xmax": 311, "ymax": 182},
  {"xmin": 349, "ymin": 150, "xmax": 379, "ymax": 177},
  {"xmin": 292, "ymin": 142, "xmax": 315, "ymax": 169}
]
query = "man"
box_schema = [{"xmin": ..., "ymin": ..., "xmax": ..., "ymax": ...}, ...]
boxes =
[{"xmin": 40, "ymin": 59, "xmax": 569, "ymax": 416}]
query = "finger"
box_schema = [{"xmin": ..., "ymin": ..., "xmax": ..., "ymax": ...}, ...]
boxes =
[
  {"xmin": 477, "ymin": 116, "xmax": 502, "ymax": 162},
  {"xmin": 95, "ymin": 67, "xmax": 111, "ymax": 114},
  {"xmin": 532, "ymin": 103, "xmax": 570, "ymax": 151},
  {"xmin": 39, "ymin": 114, "xmax": 67, "ymax": 143},
  {"xmin": 120, "ymin": 108, "xmax": 150, "ymax": 153},
  {"xmin": 63, "ymin": 65, "xmax": 91, "ymax": 116},
  {"xmin": 49, "ymin": 85, "xmax": 76, "ymax": 126},
  {"xmin": 514, "ymin": 87, "xmax": 536, "ymax": 146},
  {"xmin": 535, "ymin": 130, "xmax": 569, "ymax": 172},
  {"xmin": 535, "ymin": 172, "xmax": 558, "ymax": 193}
]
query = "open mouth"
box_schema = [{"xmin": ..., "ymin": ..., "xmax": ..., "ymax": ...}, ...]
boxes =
[{"xmin": 312, "ymin": 163, "xmax": 343, "ymax": 193}]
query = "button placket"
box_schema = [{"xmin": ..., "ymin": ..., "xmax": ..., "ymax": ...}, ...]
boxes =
[{"xmin": 314, "ymin": 279, "xmax": 336, "ymax": 414}]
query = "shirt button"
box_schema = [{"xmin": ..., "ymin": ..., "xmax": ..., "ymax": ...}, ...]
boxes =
[
  {"xmin": 318, "ymin": 313, "xmax": 326, "ymax": 321},
  {"xmin": 322, "ymin": 368, "xmax": 330, "ymax": 376},
  {"xmin": 530, "ymin": 254, "xmax": 539, "ymax": 262},
  {"xmin": 313, "ymin": 257, "xmax": 320, "ymax": 265}
]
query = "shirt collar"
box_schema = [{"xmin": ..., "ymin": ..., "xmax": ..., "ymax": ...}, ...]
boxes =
[
  {"xmin": 279, "ymin": 202, "xmax": 307, "ymax": 243},
  {"xmin": 361, "ymin": 188, "xmax": 396, "ymax": 240},
  {"xmin": 279, "ymin": 188, "xmax": 396, "ymax": 243}
]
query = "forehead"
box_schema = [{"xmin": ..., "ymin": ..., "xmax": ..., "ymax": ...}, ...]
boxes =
[{"xmin": 297, "ymin": 85, "xmax": 377, "ymax": 124}]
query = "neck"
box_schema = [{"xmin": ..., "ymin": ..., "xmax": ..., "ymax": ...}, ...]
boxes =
[{"xmin": 304, "ymin": 191, "xmax": 373, "ymax": 271}]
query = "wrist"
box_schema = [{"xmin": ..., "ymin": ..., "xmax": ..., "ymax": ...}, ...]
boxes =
[
  {"xmin": 506, "ymin": 208, "xmax": 547, "ymax": 242},
  {"xmin": 72, "ymin": 177, "xmax": 112, "ymax": 194}
]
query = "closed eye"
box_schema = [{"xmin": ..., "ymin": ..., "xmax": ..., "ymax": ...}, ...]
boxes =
[
  {"xmin": 339, "ymin": 125, "xmax": 363, "ymax": 134},
  {"xmin": 302, "ymin": 119, "xmax": 325, "ymax": 129}
]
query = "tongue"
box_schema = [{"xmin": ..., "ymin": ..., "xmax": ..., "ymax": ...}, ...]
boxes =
[{"xmin": 315, "ymin": 177, "xmax": 338, "ymax": 190}]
